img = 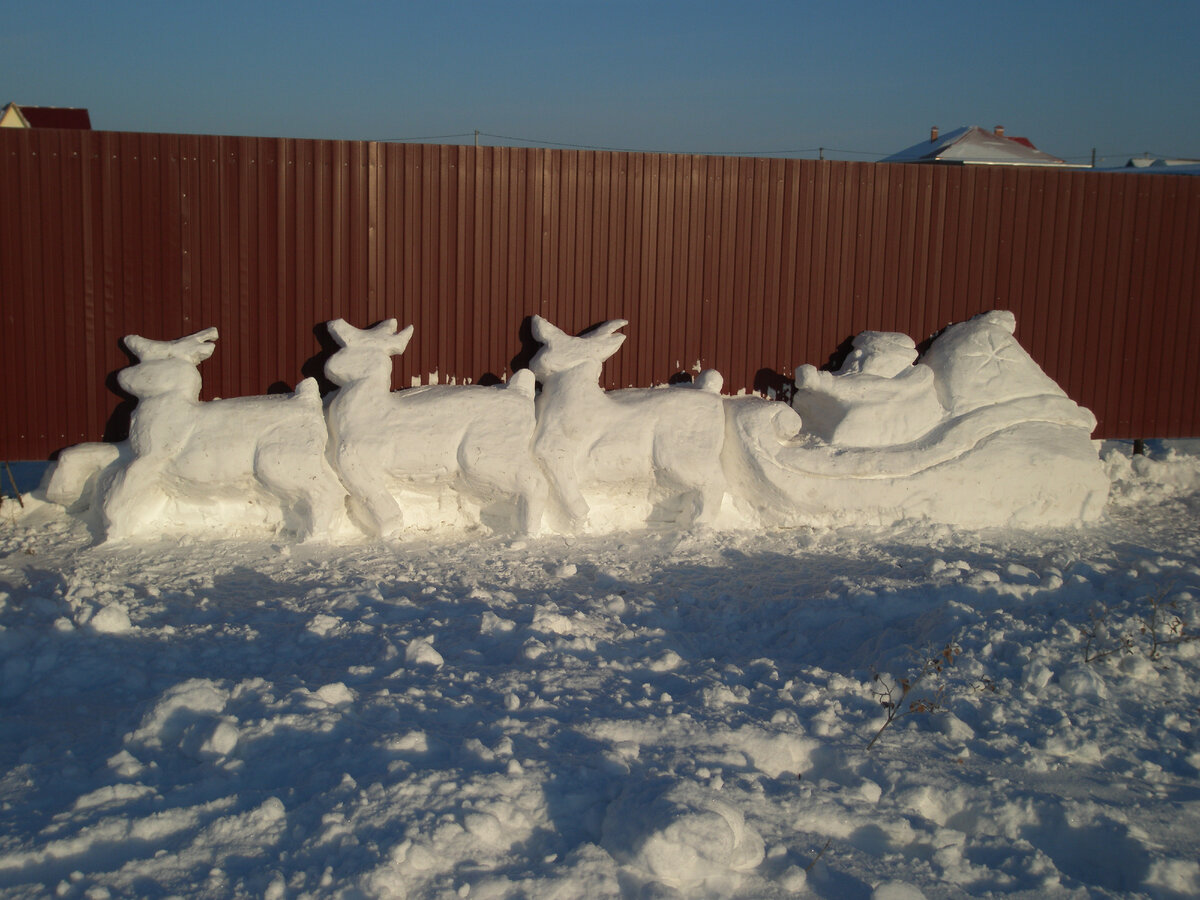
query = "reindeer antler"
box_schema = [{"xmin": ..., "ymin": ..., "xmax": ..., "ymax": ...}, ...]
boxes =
[
  {"xmin": 327, "ymin": 318, "xmax": 414, "ymax": 356},
  {"xmin": 586, "ymin": 319, "xmax": 628, "ymax": 338},
  {"xmin": 124, "ymin": 327, "xmax": 218, "ymax": 364},
  {"xmin": 531, "ymin": 316, "xmax": 628, "ymax": 344}
]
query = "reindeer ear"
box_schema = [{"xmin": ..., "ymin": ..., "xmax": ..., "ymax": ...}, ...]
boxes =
[
  {"xmin": 391, "ymin": 324, "xmax": 414, "ymax": 356},
  {"xmin": 370, "ymin": 320, "xmax": 412, "ymax": 356},
  {"xmin": 187, "ymin": 338, "xmax": 217, "ymax": 364},
  {"xmin": 124, "ymin": 334, "xmax": 153, "ymax": 361},
  {"xmin": 327, "ymin": 318, "xmax": 355, "ymax": 348},
  {"xmin": 599, "ymin": 332, "xmax": 627, "ymax": 361},
  {"xmin": 369, "ymin": 318, "xmax": 400, "ymax": 338},
  {"xmin": 180, "ymin": 327, "xmax": 218, "ymax": 364},
  {"xmin": 531, "ymin": 315, "xmax": 565, "ymax": 344},
  {"xmin": 589, "ymin": 319, "xmax": 629, "ymax": 338}
]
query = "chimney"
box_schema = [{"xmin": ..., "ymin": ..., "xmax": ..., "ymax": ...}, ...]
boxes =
[
  {"xmin": 931, "ymin": 126, "xmax": 939, "ymax": 142},
  {"xmin": 994, "ymin": 125, "xmax": 1005, "ymax": 137}
]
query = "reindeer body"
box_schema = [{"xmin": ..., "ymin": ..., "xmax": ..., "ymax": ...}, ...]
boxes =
[
  {"xmin": 324, "ymin": 319, "xmax": 546, "ymax": 537},
  {"xmin": 529, "ymin": 316, "xmax": 727, "ymax": 530},
  {"xmin": 102, "ymin": 328, "xmax": 345, "ymax": 541}
]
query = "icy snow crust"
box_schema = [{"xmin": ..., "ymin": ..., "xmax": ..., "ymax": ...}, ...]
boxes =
[
  {"xmin": 1, "ymin": 446, "xmax": 1199, "ymax": 898},
  {"xmin": 46, "ymin": 311, "xmax": 1107, "ymax": 543}
]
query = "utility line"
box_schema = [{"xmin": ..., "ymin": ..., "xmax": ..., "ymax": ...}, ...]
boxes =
[{"xmin": 376, "ymin": 132, "xmax": 477, "ymax": 143}]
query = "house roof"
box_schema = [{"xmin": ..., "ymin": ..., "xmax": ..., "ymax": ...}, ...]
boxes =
[
  {"xmin": 1, "ymin": 103, "xmax": 91, "ymax": 129},
  {"xmin": 882, "ymin": 125, "xmax": 1085, "ymax": 167},
  {"xmin": 1120, "ymin": 158, "xmax": 1200, "ymax": 176}
]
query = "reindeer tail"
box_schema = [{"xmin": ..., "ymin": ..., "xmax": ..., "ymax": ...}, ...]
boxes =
[
  {"xmin": 506, "ymin": 369, "xmax": 537, "ymax": 397},
  {"xmin": 694, "ymin": 369, "xmax": 724, "ymax": 393},
  {"xmin": 292, "ymin": 377, "xmax": 323, "ymax": 403}
]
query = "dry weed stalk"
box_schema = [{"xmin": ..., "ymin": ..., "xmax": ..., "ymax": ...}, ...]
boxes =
[
  {"xmin": 866, "ymin": 643, "xmax": 960, "ymax": 751},
  {"xmin": 1080, "ymin": 582, "xmax": 1198, "ymax": 664},
  {"xmin": 1138, "ymin": 582, "xmax": 1198, "ymax": 660},
  {"xmin": 1079, "ymin": 604, "xmax": 1136, "ymax": 664}
]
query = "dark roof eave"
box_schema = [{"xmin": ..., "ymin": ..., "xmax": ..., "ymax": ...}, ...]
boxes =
[{"xmin": 888, "ymin": 159, "xmax": 1089, "ymax": 169}]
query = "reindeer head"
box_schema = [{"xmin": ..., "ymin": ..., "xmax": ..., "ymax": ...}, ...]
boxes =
[
  {"xmin": 528, "ymin": 316, "xmax": 627, "ymax": 381},
  {"xmin": 117, "ymin": 327, "xmax": 218, "ymax": 399},
  {"xmin": 325, "ymin": 318, "xmax": 415, "ymax": 387}
]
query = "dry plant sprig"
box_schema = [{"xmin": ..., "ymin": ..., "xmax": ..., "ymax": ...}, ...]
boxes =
[
  {"xmin": 1079, "ymin": 604, "xmax": 1136, "ymax": 664},
  {"xmin": 1138, "ymin": 582, "xmax": 1198, "ymax": 660},
  {"xmin": 805, "ymin": 839, "xmax": 832, "ymax": 873},
  {"xmin": 866, "ymin": 643, "xmax": 959, "ymax": 751},
  {"xmin": 1080, "ymin": 582, "xmax": 1198, "ymax": 664}
]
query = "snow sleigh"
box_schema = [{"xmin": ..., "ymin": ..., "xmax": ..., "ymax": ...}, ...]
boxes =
[{"xmin": 724, "ymin": 311, "xmax": 1109, "ymax": 528}]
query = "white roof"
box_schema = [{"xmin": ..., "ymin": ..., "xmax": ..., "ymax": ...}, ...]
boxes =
[
  {"xmin": 1121, "ymin": 158, "xmax": 1200, "ymax": 175},
  {"xmin": 882, "ymin": 126, "xmax": 1084, "ymax": 167}
]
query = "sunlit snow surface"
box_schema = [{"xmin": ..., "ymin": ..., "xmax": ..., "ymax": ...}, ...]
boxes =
[{"xmin": 2, "ymin": 444, "xmax": 1199, "ymax": 899}]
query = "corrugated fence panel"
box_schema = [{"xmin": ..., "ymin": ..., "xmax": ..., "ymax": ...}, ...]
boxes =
[{"xmin": 3, "ymin": 129, "xmax": 1200, "ymax": 460}]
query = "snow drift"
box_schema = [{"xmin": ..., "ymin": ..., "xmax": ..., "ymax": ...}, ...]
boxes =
[
  {"xmin": 46, "ymin": 310, "xmax": 1108, "ymax": 540},
  {"xmin": 2, "ymin": 445, "xmax": 1198, "ymax": 898}
]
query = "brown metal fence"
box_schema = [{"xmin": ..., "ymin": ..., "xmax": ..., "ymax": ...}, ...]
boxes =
[{"xmin": 3, "ymin": 127, "xmax": 1199, "ymax": 459}]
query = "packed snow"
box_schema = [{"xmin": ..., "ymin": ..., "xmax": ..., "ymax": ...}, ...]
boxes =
[
  {"xmin": 3, "ymin": 313, "xmax": 1194, "ymax": 897},
  {"xmin": 2, "ymin": 441, "xmax": 1199, "ymax": 898}
]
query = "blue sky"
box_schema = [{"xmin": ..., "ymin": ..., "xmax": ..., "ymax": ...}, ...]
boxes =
[{"xmin": 3, "ymin": 0, "xmax": 1197, "ymax": 164}]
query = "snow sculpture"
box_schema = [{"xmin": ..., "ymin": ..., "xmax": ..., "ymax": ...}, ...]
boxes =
[
  {"xmin": 726, "ymin": 310, "xmax": 1109, "ymax": 527},
  {"xmin": 919, "ymin": 310, "xmax": 1075, "ymax": 416},
  {"xmin": 45, "ymin": 440, "xmax": 130, "ymax": 513},
  {"xmin": 528, "ymin": 316, "xmax": 727, "ymax": 531},
  {"xmin": 792, "ymin": 330, "xmax": 943, "ymax": 447},
  {"xmin": 324, "ymin": 318, "xmax": 547, "ymax": 536},
  {"xmin": 44, "ymin": 308, "xmax": 1108, "ymax": 540},
  {"xmin": 98, "ymin": 328, "xmax": 346, "ymax": 541}
]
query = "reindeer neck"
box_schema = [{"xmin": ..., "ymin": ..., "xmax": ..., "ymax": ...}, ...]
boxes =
[
  {"xmin": 540, "ymin": 361, "xmax": 606, "ymax": 398},
  {"xmin": 134, "ymin": 390, "xmax": 199, "ymax": 412},
  {"xmin": 329, "ymin": 370, "xmax": 394, "ymax": 413}
]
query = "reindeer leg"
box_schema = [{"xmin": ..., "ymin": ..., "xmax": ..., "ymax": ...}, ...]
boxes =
[
  {"xmin": 303, "ymin": 460, "xmax": 349, "ymax": 540},
  {"xmin": 515, "ymin": 468, "xmax": 548, "ymax": 535},
  {"xmin": 657, "ymin": 454, "xmax": 725, "ymax": 529},
  {"xmin": 692, "ymin": 477, "xmax": 725, "ymax": 528},
  {"xmin": 534, "ymin": 446, "xmax": 590, "ymax": 531},
  {"xmin": 101, "ymin": 456, "xmax": 169, "ymax": 541},
  {"xmin": 256, "ymin": 441, "xmax": 346, "ymax": 541},
  {"xmin": 333, "ymin": 444, "xmax": 406, "ymax": 538}
]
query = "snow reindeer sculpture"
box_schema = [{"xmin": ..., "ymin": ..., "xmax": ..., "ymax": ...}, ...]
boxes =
[
  {"xmin": 101, "ymin": 327, "xmax": 346, "ymax": 541},
  {"xmin": 528, "ymin": 316, "xmax": 727, "ymax": 531},
  {"xmin": 324, "ymin": 319, "xmax": 547, "ymax": 537}
]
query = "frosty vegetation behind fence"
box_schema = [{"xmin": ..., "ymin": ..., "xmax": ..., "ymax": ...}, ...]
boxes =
[{"xmin": 43, "ymin": 311, "xmax": 1109, "ymax": 542}]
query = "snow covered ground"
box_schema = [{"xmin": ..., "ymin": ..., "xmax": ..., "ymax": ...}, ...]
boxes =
[{"xmin": 2, "ymin": 442, "xmax": 1199, "ymax": 899}]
